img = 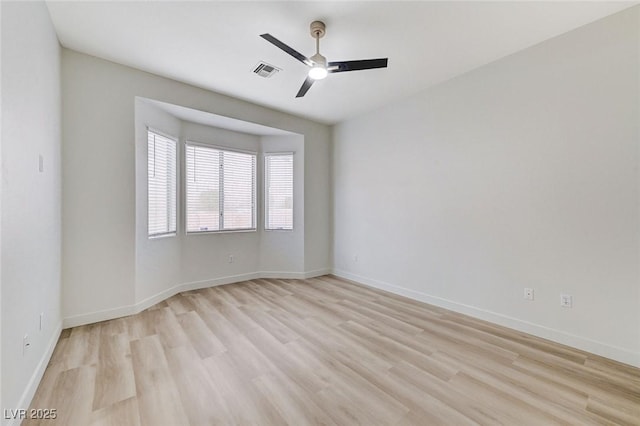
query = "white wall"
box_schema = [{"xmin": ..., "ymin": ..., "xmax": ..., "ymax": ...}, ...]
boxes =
[
  {"xmin": 1, "ymin": 1, "xmax": 62, "ymax": 419},
  {"xmin": 178, "ymin": 121, "xmax": 262, "ymax": 288},
  {"xmin": 259, "ymin": 135, "xmax": 305, "ymax": 275},
  {"xmin": 333, "ymin": 7, "xmax": 640, "ymax": 366},
  {"xmin": 135, "ymin": 104, "xmax": 264, "ymax": 304},
  {"xmin": 134, "ymin": 100, "xmax": 306, "ymax": 309},
  {"xmin": 303, "ymin": 130, "xmax": 331, "ymax": 274},
  {"xmin": 134, "ymin": 99, "xmax": 182, "ymax": 304},
  {"xmin": 1, "ymin": 0, "xmax": 4, "ymax": 413},
  {"xmin": 63, "ymin": 49, "xmax": 331, "ymax": 325}
]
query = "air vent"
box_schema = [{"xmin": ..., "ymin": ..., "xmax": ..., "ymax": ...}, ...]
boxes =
[{"xmin": 253, "ymin": 62, "xmax": 281, "ymax": 78}]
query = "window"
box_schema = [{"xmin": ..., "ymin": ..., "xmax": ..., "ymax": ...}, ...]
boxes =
[
  {"xmin": 147, "ymin": 129, "xmax": 177, "ymax": 237},
  {"xmin": 265, "ymin": 153, "xmax": 293, "ymax": 230},
  {"xmin": 186, "ymin": 143, "xmax": 256, "ymax": 233}
]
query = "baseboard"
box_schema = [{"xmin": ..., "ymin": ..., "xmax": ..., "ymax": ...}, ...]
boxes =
[
  {"xmin": 63, "ymin": 304, "xmax": 137, "ymax": 328},
  {"xmin": 332, "ymin": 269, "xmax": 640, "ymax": 368},
  {"xmin": 7, "ymin": 322, "xmax": 63, "ymax": 426},
  {"xmin": 302, "ymin": 268, "xmax": 333, "ymax": 279},
  {"xmin": 179, "ymin": 272, "xmax": 262, "ymax": 292},
  {"xmin": 259, "ymin": 271, "xmax": 308, "ymax": 279},
  {"xmin": 134, "ymin": 272, "xmax": 262, "ymax": 314},
  {"xmin": 259, "ymin": 268, "xmax": 331, "ymax": 279},
  {"xmin": 62, "ymin": 269, "xmax": 329, "ymax": 328}
]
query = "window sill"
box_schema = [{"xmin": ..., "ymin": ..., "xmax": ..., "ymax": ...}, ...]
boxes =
[
  {"xmin": 148, "ymin": 232, "xmax": 177, "ymax": 240},
  {"xmin": 186, "ymin": 229, "xmax": 257, "ymax": 236}
]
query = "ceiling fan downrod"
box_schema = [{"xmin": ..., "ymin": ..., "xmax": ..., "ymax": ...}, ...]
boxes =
[{"xmin": 308, "ymin": 21, "xmax": 327, "ymax": 79}]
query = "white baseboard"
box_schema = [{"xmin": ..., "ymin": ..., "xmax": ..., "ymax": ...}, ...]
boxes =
[
  {"xmin": 302, "ymin": 268, "xmax": 333, "ymax": 279},
  {"xmin": 181, "ymin": 272, "xmax": 261, "ymax": 292},
  {"xmin": 259, "ymin": 268, "xmax": 331, "ymax": 279},
  {"xmin": 7, "ymin": 322, "xmax": 63, "ymax": 426},
  {"xmin": 332, "ymin": 269, "xmax": 640, "ymax": 368},
  {"xmin": 135, "ymin": 272, "xmax": 262, "ymax": 313},
  {"xmin": 259, "ymin": 271, "xmax": 308, "ymax": 279},
  {"xmin": 63, "ymin": 304, "xmax": 137, "ymax": 328},
  {"xmin": 63, "ymin": 270, "xmax": 330, "ymax": 328}
]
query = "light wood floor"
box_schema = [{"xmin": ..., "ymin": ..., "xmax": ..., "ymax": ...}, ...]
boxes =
[{"xmin": 26, "ymin": 275, "xmax": 640, "ymax": 425}]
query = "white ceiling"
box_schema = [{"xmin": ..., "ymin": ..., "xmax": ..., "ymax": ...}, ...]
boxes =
[{"xmin": 46, "ymin": 1, "xmax": 634, "ymax": 125}]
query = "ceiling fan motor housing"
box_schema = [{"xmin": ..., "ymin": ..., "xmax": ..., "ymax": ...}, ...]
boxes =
[
  {"xmin": 310, "ymin": 20, "xmax": 326, "ymax": 38},
  {"xmin": 310, "ymin": 53, "xmax": 326, "ymax": 67}
]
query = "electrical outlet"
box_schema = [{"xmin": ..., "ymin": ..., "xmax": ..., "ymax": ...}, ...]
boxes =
[
  {"xmin": 354, "ymin": 254, "xmax": 358, "ymax": 263},
  {"xmin": 524, "ymin": 288, "xmax": 534, "ymax": 301},
  {"xmin": 560, "ymin": 294, "xmax": 573, "ymax": 308},
  {"xmin": 39, "ymin": 312, "xmax": 44, "ymax": 331},
  {"xmin": 228, "ymin": 254, "xmax": 234, "ymax": 264},
  {"xmin": 38, "ymin": 154, "xmax": 44, "ymax": 173},
  {"xmin": 23, "ymin": 334, "xmax": 31, "ymax": 355}
]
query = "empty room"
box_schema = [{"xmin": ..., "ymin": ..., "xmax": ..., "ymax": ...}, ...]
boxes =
[{"xmin": 1, "ymin": 0, "xmax": 639, "ymax": 425}]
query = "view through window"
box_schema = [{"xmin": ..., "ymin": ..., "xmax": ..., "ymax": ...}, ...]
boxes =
[{"xmin": 186, "ymin": 143, "xmax": 256, "ymax": 232}]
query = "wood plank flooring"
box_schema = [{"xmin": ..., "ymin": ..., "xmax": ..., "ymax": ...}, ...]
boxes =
[{"xmin": 26, "ymin": 276, "xmax": 640, "ymax": 425}]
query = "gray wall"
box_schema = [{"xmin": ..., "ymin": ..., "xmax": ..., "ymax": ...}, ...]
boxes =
[
  {"xmin": 333, "ymin": 7, "xmax": 640, "ymax": 366},
  {"xmin": 62, "ymin": 49, "xmax": 332, "ymax": 325},
  {"xmin": 259, "ymin": 135, "xmax": 305, "ymax": 274},
  {"xmin": 134, "ymin": 100, "xmax": 183, "ymax": 304},
  {"xmin": 134, "ymin": 100, "xmax": 306, "ymax": 306},
  {"xmin": 1, "ymin": 1, "xmax": 62, "ymax": 417}
]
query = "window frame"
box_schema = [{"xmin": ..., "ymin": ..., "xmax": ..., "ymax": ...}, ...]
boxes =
[
  {"xmin": 185, "ymin": 141, "xmax": 257, "ymax": 234},
  {"xmin": 147, "ymin": 128, "xmax": 178, "ymax": 239},
  {"xmin": 264, "ymin": 152, "xmax": 294, "ymax": 231}
]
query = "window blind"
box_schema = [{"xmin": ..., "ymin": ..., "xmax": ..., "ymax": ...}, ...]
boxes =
[
  {"xmin": 186, "ymin": 144, "xmax": 220, "ymax": 232},
  {"xmin": 186, "ymin": 143, "xmax": 256, "ymax": 232},
  {"xmin": 222, "ymin": 150, "xmax": 256, "ymax": 230},
  {"xmin": 148, "ymin": 130, "xmax": 177, "ymax": 237},
  {"xmin": 265, "ymin": 153, "xmax": 293, "ymax": 230}
]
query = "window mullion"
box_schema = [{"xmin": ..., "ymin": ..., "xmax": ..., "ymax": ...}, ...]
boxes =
[
  {"xmin": 219, "ymin": 151, "xmax": 225, "ymax": 230},
  {"xmin": 252, "ymin": 156, "xmax": 256, "ymax": 229}
]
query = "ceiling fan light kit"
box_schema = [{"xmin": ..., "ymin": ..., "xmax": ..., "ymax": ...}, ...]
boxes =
[
  {"xmin": 308, "ymin": 64, "xmax": 328, "ymax": 80},
  {"xmin": 260, "ymin": 20, "xmax": 388, "ymax": 97}
]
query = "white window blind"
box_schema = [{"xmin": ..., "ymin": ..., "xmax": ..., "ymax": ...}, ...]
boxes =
[
  {"xmin": 186, "ymin": 143, "xmax": 256, "ymax": 233},
  {"xmin": 148, "ymin": 129, "xmax": 177, "ymax": 237},
  {"xmin": 265, "ymin": 153, "xmax": 293, "ymax": 230}
]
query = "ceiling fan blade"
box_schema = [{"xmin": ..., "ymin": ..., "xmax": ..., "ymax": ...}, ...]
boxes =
[
  {"xmin": 260, "ymin": 34, "xmax": 313, "ymax": 67},
  {"xmin": 296, "ymin": 77, "xmax": 315, "ymax": 98},
  {"xmin": 328, "ymin": 58, "xmax": 388, "ymax": 73}
]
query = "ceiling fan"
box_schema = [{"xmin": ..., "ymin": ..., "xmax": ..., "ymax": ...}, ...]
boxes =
[{"xmin": 260, "ymin": 20, "xmax": 388, "ymax": 98}]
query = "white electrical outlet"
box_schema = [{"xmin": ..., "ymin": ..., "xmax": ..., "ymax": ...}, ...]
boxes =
[
  {"xmin": 354, "ymin": 255, "xmax": 358, "ymax": 263},
  {"xmin": 228, "ymin": 254, "xmax": 234, "ymax": 264},
  {"xmin": 40, "ymin": 312, "xmax": 44, "ymax": 331},
  {"xmin": 560, "ymin": 294, "xmax": 573, "ymax": 308},
  {"xmin": 524, "ymin": 288, "xmax": 534, "ymax": 301},
  {"xmin": 38, "ymin": 154, "xmax": 44, "ymax": 173}
]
